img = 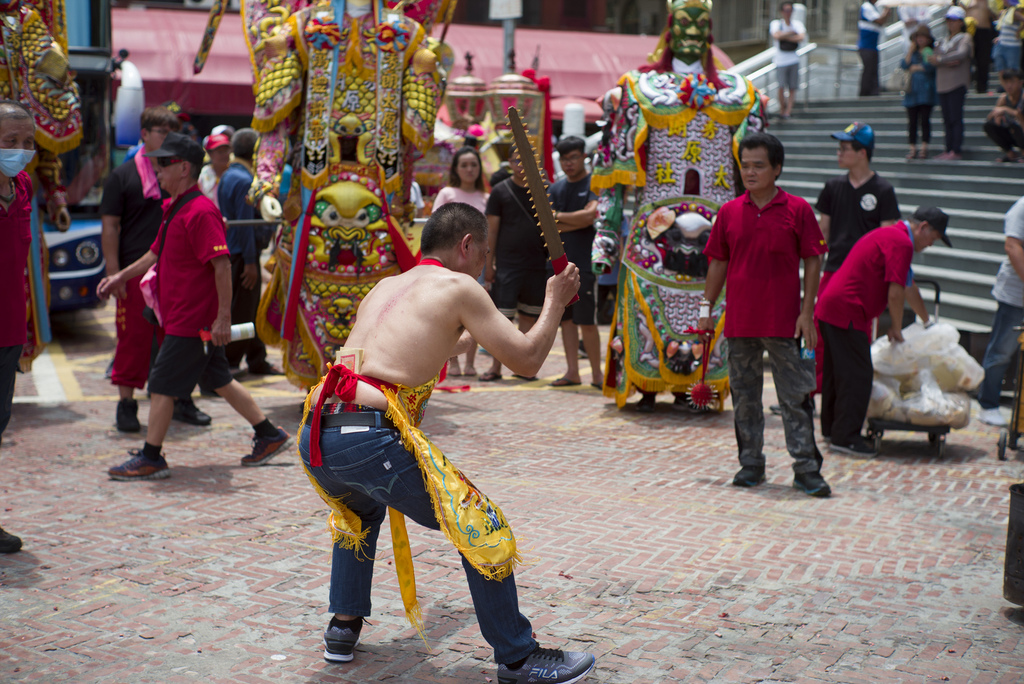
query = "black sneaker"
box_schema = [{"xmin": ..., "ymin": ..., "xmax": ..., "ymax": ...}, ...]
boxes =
[
  {"xmin": 828, "ymin": 439, "xmax": 876, "ymax": 457},
  {"xmin": 0, "ymin": 526, "xmax": 22, "ymax": 553},
  {"xmin": 732, "ymin": 465, "xmax": 766, "ymax": 487},
  {"xmin": 116, "ymin": 398, "xmax": 140, "ymax": 432},
  {"xmin": 497, "ymin": 647, "xmax": 595, "ymax": 684},
  {"xmin": 173, "ymin": 398, "xmax": 212, "ymax": 426},
  {"xmin": 323, "ymin": 617, "xmax": 362, "ymax": 663},
  {"xmin": 636, "ymin": 393, "xmax": 655, "ymax": 413},
  {"xmin": 793, "ymin": 471, "xmax": 832, "ymax": 497}
]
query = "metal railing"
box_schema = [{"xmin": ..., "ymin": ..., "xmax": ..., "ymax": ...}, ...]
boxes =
[{"xmin": 730, "ymin": 6, "xmax": 947, "ymax": 111}]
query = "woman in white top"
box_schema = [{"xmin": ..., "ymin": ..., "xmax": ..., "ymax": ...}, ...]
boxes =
[{"xmin": 434, "ymin": 146, "xmax": 489, "ymax": 375}]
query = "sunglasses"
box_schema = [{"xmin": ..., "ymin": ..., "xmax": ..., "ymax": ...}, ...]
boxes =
[{"xmin": 156, "ymin": 156, "xmax": 184, "ymax": 167}]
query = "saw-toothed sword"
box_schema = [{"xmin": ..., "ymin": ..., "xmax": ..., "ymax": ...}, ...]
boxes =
[{"xmin": 506, "ymin": 106, "xmax": 579, "ymax": 305}]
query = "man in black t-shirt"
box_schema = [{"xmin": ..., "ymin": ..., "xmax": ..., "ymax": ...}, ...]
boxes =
[
  {"xmin": 481, "ymin": 149, "xmax": 548, "ymax": 381},
  {"xmin": 100, "ymin": 106, "xmax": 210, "ymax": 431},
  {"xmin": 809, "ymin": 122, "xmax": 902, "ymax": 398},
  {"xmin": 548, "ymin": 137, "xmax": 602, "ymax": 388}
]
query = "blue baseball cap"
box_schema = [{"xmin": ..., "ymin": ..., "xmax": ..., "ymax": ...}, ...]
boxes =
[{"xmin": 831, "ymin": 122, "xmax": 875, "ymax": 151}]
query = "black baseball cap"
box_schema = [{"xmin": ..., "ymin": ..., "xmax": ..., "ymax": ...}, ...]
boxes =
[
  {"xmin": 912, "ymin": 206, "xmax": 952, "ymax": 247},
  {"xmin": 144, "ymin": 131, "xmax": 204, "ymax": 169}
]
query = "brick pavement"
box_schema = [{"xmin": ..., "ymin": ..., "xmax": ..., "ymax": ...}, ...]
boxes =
[{"xmin": 1, "ymin": 306, "xmax": 1023, "ymax": 683}]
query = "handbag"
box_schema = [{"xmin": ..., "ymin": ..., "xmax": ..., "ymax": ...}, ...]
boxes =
[
  {"xmin": 887, "ymin": 65, "xmax": 910, "ymax": 92},
  {"xmin": 140, "ymin": 189, "xmax": 202, "ymax": 326},
  {"xmin": 778, "ymin": 39, "xmax": 799, "ymax": 52}
]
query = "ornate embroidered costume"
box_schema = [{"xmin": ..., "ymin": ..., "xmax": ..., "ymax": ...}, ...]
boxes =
[
  {"xmin": 242, "ymin": 0, "xmax": 452, "ymax": 388},
  {"xmin": 0, "ymin": 0, "xmax": 82, "ymax": 369},
  {"xmin": 591, "ymin": 0, "xmax": 764, "ymax": 409}
]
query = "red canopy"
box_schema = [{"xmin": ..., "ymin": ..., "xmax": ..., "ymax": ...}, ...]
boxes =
[
  {"xmin": 443, "ymin": 24, "xmax": 734, "ymax": 104},
  {"xmin": 111, "ymin": 7, "xmax": 735, "ymax": 118},
  {"xmin": 112, "ymin": 7, "xmax": 255, "ymax": 116}
]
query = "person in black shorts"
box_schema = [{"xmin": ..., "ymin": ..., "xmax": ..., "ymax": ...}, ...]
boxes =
[
  {"xmin": 97, "ymin": 133, "xmax": 291, "ymax": 481},
  {"xmin": 548, "ymin": 137, "xmax": 603, "ymax": 388},
  {"xmin": 481, "ymin": 148, "xmax": 548, "ymax": 381}
]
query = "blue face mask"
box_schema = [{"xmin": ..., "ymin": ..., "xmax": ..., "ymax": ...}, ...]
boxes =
[{"xmin": 0, "ymin": 148, "xmax": 35, "ymax": 178}]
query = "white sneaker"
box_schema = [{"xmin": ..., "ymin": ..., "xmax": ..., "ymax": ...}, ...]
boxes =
[{"xmin": 978, "ymin": 408, "xmax": 1007, "ymax": 427}]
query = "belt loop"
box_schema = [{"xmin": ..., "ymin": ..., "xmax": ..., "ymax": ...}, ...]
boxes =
[{"xmin": 374, "ymin": 412, "xmax": 383, "ymax": 428}]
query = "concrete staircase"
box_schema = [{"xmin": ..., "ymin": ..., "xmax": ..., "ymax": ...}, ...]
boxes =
[{"xmin": 771, "ymin": 94, "xmax": 1024, "ymax": 334}]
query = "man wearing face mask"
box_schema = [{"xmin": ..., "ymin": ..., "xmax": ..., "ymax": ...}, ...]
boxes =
[
  {"xmin": 97, "ymin": 133, "xmax": 291, "ymax": 481},
  {"xmin": 0, "ymin": 99, "xmax": 38, "ymax": 553}
]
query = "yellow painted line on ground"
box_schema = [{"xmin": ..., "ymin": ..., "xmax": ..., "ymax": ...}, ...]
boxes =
[{"xmin": 45, "ymin": 339, "xmax": 84, "ymax": 402}]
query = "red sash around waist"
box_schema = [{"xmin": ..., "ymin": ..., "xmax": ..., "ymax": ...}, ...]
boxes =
[{"xmin": 309, "ymin": 363, "xmax": 397, "ymax": 467}]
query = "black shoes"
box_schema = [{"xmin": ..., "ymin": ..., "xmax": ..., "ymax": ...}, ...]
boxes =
[
  {"xmin": 636, "ymin": 393, "xmax": 656, "ymax": 413},
  {"xmin": 323, "ymin": 617, "xmax": 362, "ymax": 663},
  {"xmin": 116, "ymin": 398, "xmax": 140, "ymax": 432},
  {"xmin": 173, "ymin": 398, "xmax": 212, "ymax": 426},
  {"xmin": 793, "ymin": 471, "xmax": 832, "ymax": 497},
  {"xmin": 0, "ymin": 526, "xmax": 22, "ymax": 553},
  {"xmin": 247, "ymin": 362, "xmax": 282, "ymax": 376},
  {"xmin": 732, "ymin": 465, "xmax": 766, "ymax": 487},
  {"xmin": 828, "ymin": 439, "xmax": 877, "ymax": 458}
]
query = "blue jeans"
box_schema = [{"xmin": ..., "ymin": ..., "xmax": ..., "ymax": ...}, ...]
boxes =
[
  {"xmin": 299, "ymin": 421, "xmax": 537, "ymax": 664},
  {"xmin": 939, "ymin": 85, "xmax": 966, "ymax": 153},
  {"xmin": 994, "ymin": 42, "xmax": 1022, "ymax": 74},
  {"xmin": 978, "ymin": 301, "xmax": 1024, "ymax": 409}
]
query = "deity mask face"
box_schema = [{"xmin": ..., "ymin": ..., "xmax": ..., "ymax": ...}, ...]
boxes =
[{"xmin": 669, "ymin": 1, "xmax": 712, "ymax": 65}]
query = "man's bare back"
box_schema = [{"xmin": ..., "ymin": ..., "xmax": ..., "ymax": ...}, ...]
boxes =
[{"xmin": 314, "ymin": 236, "xmax": 579, "ymax": 410}]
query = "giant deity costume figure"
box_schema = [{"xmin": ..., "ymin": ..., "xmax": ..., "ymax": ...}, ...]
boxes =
[
  {"xmin": 240, "ymin": 0, "xmax": 453, "ymax": 388},
  {"xmin": 591, "ymin": 0, "xmax": 765, "ymax": 411},
  {"xmin": 0, "ymin": 0, "xmax": 82, "ymax": 369}
]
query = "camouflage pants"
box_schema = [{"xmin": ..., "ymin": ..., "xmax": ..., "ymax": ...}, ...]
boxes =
[{"xmin": 728, "ymin": 337, "xmax": 822, "ymax": 474}]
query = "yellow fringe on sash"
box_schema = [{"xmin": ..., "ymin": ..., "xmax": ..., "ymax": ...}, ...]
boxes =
[
  {"xmin": 299, "ymin": 375, "xmax": 519, "ymax": 645},
  {"xmin": 388, "ymin": 509, "xmax": 427, "ymax": 645},
  {"xmin": 381, "ymin": 387, "xmax": 521, "ymax": 582},
  {"xmin": 299, "ymin": 379, "xmax": 370, "ymax": 556}
]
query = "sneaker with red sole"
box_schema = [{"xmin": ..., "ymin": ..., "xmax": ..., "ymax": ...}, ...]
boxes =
[
  {"xmin": 108, "ymin": 450, "xmax": 170, "ymax": 481},
  {"xmin": 242, "ymin": 427, "xmax": 291, "ymax": 467}
]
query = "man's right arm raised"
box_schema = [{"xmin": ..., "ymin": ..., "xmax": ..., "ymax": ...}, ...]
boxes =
[{"xmin": 459, "ymin": 266, "xmax": 580, "ymax": 378}]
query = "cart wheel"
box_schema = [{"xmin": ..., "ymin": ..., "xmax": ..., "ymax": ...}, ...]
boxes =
[
  {"xmin": 1011, "ymin": 433, "xmax": 1019, "ymax": 451},
  {"xmin": 999, "ymin": 429, "xmax": 1009, "ymax": 461}
]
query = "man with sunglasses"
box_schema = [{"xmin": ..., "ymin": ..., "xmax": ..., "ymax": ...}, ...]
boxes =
[
  {"xmin": 98, "ymin": 133, "xmax": 290, "ymax": 480},
  {"xmin": 100, "ymin": 107, "xmax": 212, "ymax": 433}
]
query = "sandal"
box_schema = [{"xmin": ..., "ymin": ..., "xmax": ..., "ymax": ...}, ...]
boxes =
[
  {"xmin": 905, "ymin": 150, "xmax": 917, "ymax": 161},
  {"xmin": 549, "ymin": 377, "xmax": 581, "ymax": 387},
  {"xmin": 463, "ymin": 368, "xmax": 477, "ymax": 377},
  {"xmin": 478, "ymin": 371, "xmax": 502, "ymax": 382},
  {"xmin": 997, "ymin": 154, "xmax": 1017, "ymax": 163},
  {"xmin": 512, "ymin": 374, "xmax": 538, "ymax": 381}
]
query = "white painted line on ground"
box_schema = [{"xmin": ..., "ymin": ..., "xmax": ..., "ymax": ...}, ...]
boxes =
[{"xmin": 13, "ymin": 348, "xmax": 66, "ymax": 404}]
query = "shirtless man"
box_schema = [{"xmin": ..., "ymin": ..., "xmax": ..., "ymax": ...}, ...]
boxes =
[
  {"xmin": 299, "ymin": 202, "xmax": 595, "ymax": 684},
  {"xmin": 967, "ymin": 0, "xmax": 997, "ymax": 94}
]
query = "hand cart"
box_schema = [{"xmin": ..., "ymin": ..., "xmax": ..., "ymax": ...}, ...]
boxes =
[
  {"xmin": 996, "ymin": 326, "xmax": 1024, "ymax": 461},
  {"xmin": 864, "ymin": 279, "xmax": 950, "ymax": 457}
]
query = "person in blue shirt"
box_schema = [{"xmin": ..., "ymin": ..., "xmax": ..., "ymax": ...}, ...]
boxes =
[
  {"xmin": 218, "ymin": 128, "xmax": 279, "ymax": 375},
  {"xmin": 858, "ymin": 0, "xmax": 891, "ymax": 96},
  {"xmin": 901, "ymin": 24, "xmax": 938, "ymax": 160}
]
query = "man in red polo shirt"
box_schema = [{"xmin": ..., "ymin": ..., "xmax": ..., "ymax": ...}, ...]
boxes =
[
  {"xmin": 815, "ymin": 207, "xmax": 949, "ymax": 456},
  {"xmin": 97, "ymin": 133, "xmax": 290, "ymax": 481},
  {"xmin": 0, "ymin": 99, "xmax": 36, "ymax": 552},
  {"xmin": 699, "ymin": 132, "xmax": 830, "ymax": 497}
]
